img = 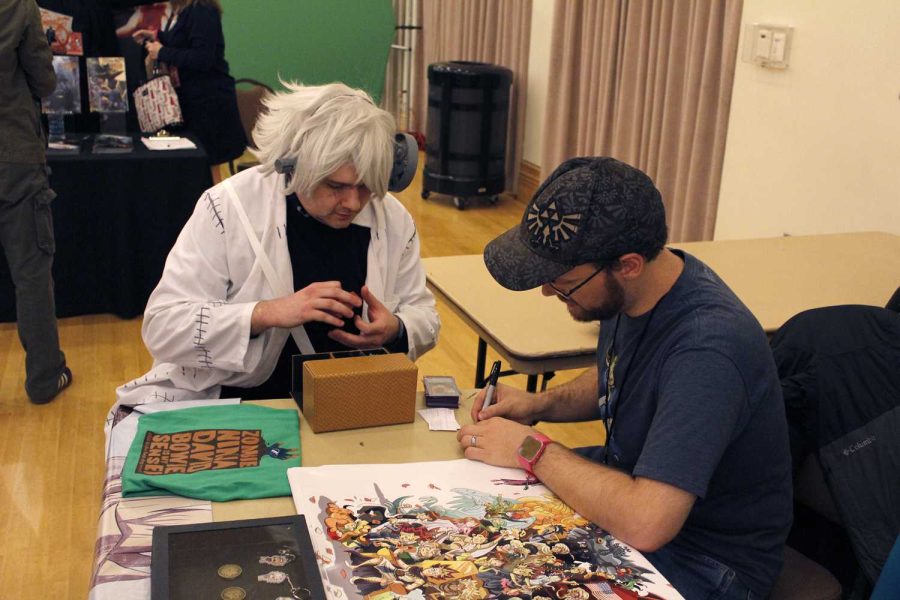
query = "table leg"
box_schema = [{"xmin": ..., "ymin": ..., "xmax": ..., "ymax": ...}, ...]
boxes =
[
  {"xmin": 526, "ymin": 374, "xmax": 538, "ymax": 393},
  {"xmin": 475, "ymin": 338, "xmax": 487, "ymax": 387},
  {"xmin": 541, "ymin": 371, "xmax": 556, "ymax": 391}
]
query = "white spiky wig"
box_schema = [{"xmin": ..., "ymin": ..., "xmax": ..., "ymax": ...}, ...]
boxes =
[{"xmin": 251, "ymin": 81, "xmax": 395, "ymax": 200}]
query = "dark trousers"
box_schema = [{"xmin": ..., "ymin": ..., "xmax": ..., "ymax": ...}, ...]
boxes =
[{"xmin": 0, "ymin": 162, "xmax": 66, "ymax": 401}]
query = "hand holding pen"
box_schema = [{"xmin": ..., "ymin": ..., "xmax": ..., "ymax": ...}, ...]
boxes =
[{"xmin": 474, "ymin": 360, "xmax": 502, "ymax": 421}]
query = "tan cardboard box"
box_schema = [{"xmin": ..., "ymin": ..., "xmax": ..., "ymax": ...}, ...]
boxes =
[{"xmin": 302, "ymin": 353, "xmax": 418, "ymax": 433}]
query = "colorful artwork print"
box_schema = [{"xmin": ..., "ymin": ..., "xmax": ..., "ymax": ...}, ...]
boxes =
[
  {"xmin": 39, "ymin": 8, "xmax": 84, "ymax": 56},
  {"xmin": 289, "ymin": 461, "xmax": 683, "ymax": 600},
  {"xmin": 114, "ymin": 2, "xmax": 172, "ymax": 40},
  {"xmin": 86, "ymin": 57, "xmax": 129, "ymax": 113},
  {"xmin": 42, "ymin": 56, "xmax": 81, "ymax": 114}
]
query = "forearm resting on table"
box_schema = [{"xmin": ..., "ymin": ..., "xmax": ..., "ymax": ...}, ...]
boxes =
[
  {"xmin": 533, "ymin": 444, "xmax": 694, "ymax": 552},
  {"xmin": 534, "ymin": 366, "xmax": 602, "ymax": 422}
]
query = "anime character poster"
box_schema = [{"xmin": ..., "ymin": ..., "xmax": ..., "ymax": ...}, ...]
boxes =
[
  {"xmin": 39, "ymin": 7, "xmax": 84, "ymax": 56},
  {"xmin": 42, "ymin": 56, "xmax": 82, "ymax": 114},
  {"xmin": 113, "ymin": 2, "xmax": 173, "ymax": 96},
  {"xmin": 86, "ymin": 57, "xmax": 129, "ymax": 113},
  {"xmin": 114, "ymin": 1, "xmax": 173, "ymax": 41},
  {"xmin": 288, "ymin": 460, "xmax": 684, "ymax": 600}
]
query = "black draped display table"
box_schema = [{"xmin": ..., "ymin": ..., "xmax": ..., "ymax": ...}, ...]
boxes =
[{"xmin": 0, "ymin": 133, "xmax": 213, "ymax": 322}]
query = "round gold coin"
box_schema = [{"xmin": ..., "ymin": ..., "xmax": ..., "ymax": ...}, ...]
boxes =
[
  {"xmin": 217, "ymin": 564, "xmax": 243, "ymax": 580},
  {"xmin": 221, "ymin": 586, "xmax": 246, "ymax": 600}
]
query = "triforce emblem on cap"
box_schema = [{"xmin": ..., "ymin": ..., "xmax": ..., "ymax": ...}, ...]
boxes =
[{"xmin": 526, "ymin": 201, "xmax": 581, "ymax": 249}]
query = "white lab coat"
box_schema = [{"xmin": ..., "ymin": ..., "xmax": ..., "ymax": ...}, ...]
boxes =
[{"xmin": 114, "ymin": 166, "xmax": 439, "ymax": 411}]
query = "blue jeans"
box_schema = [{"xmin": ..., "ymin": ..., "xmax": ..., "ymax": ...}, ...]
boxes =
[
  {"xmin": 574, "ymin": 447, "xmax": 759, "ymax": 599},
  {"xmin": 643, "ymin": 544, "xmax": 759, "ymax": 600}
]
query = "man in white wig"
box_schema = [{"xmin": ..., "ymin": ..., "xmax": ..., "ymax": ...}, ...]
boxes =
[{"xmin": 115, "ymin": 82, "xmax": 439, "ymax": 409}]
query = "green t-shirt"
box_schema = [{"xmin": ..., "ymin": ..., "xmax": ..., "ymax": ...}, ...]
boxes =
[{"xmin": 122, "ymin": 404, "xmax": 301, "ymax": 501}]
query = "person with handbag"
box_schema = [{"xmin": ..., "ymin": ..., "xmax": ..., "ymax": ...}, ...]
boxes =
[
  {"xmin": 114, "ymin": 82, "xmax": 440, "ymax": 416},
  {"xmin": 132, "ymin": 0, "xmax": 246, "ymax": 183}
]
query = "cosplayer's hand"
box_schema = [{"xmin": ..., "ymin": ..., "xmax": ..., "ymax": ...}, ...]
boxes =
[
  {"xmin": 250, "ymin": 281, "xmax": 361, "ymax": 335},
  {"xmin": 132, "ymin": 29, "xmax": 158, "ymax": 44},
  {"xmin": 457, "ymin": 418, "xmax": 536, "ymax": 469},
  {"xmin": 145, "ymin": 41, "xmax": 162, "ymax": 60},
  {"xmin": 471, "ymin": 382, "xmax": 545, "ymax": 425},
  {"xmin": 328, "ymin": 285, "xmax": 400, "ymax": 349}
]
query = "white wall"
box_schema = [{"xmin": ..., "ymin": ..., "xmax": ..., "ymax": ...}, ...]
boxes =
[
  {"xmin": 522, "ymin": 0, "xmax": 554, "ymax": 165},
  {"xmin": 715, "ymin": 0, "xmax": 900, "ymax": 239},
  {"xmin": 521, "ymin": 1, "xmax": 900, "ymax": 239}
]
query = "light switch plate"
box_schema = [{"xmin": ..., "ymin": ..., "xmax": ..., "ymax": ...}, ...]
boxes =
[{"xmin": 742, "ymin": 23, "xmax": 793, "ymax": 69}]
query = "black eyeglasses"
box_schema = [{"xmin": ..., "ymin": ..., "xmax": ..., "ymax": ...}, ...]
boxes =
[{"xmin": 548, "ymin": 266, "xmax": 605, "ymax": 300}]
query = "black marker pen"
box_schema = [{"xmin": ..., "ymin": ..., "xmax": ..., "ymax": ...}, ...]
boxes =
[{"xmin": 480, "ymin": 360, "xmax": 502, "ymax": 418}]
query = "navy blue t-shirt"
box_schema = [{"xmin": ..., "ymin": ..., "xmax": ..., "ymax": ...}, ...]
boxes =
[{"xmin": 595, "ymin": 250, "xmax": 792, "ymax": 596}]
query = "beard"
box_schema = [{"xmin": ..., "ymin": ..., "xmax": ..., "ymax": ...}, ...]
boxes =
[{"xmin": 566, "ymin": 275, "xmax": 625, "ymax": 322}]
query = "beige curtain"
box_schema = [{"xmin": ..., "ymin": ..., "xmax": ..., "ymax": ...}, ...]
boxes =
[
  {"xmin": 415, "ymin": 0, "xmax": 533, "ymax": 194},
  {"xmin": 384, "ymin": 0, "xmax": 422, "ymax": 132},
  {"xmin": 409, "ymin": 0, "xmax": 426, "ymax": 133},
  {"xmin": 543, "ymin": 0, "xmax": 743, "ymax": 242}
]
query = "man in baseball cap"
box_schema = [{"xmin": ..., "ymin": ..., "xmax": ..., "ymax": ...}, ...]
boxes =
[
  {"xmin": 484, "ymin": 156, "xmax": 667, "ymax": 293},
  {"xmin": 459, "ymin": 157, "xmax": 792, "ymax": 599}
]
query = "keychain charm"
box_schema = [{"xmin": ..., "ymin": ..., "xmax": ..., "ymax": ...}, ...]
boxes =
[
  {"xmin": 258, "ymin": 570, "xmax": 289, "ymax": 584},
  {"xmin": 260, "ymin": 547, "xmax": 297, "ymax": 567},
  {"xmin": 258, "ymin": 569, "xmax": 311, "ymax": 599}
]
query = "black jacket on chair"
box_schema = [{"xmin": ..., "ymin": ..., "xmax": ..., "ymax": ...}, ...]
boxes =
[{"xmin": 770, "ymin": 305, "xmax": 900, "ymax": 586}]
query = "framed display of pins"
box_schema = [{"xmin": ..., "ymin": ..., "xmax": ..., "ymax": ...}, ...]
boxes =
[{"xmin": 151, "ymin": 515, "xmax": 325, "ymax": 600}]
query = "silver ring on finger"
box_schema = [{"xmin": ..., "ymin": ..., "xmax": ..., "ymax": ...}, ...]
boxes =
[{"xmin": 470, "ymin": 435, "xmax": 477, "ymax": 448}]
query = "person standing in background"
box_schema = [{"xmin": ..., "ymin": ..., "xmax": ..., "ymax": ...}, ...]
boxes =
[
  {"xmin": 132, "ymin": 0, "xmax": 247, "ymax": 183},
  {"xmin": 0, "ymin": 0, "xmax": 72, "ymax": 404}
]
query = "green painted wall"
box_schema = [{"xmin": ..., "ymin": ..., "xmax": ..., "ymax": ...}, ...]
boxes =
[{"xmin": 220, "ymin": 0, "xmax": 395, "ymax": 102}]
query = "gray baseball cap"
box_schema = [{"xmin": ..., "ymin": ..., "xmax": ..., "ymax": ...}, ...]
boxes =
[{"xmin": 484, "ymin": 157, "xmax": 667, "ymax": 291}]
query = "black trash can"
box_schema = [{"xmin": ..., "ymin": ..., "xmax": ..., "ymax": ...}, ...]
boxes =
[{"xmin": 422, "ymin": 61, "xmax": 512, "ymax": 210}]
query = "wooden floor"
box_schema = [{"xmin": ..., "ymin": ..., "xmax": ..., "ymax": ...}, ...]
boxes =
[{"xmin": 0, "ymin": 156, "xmax": 598, "ymax": 598}]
